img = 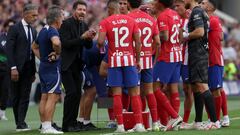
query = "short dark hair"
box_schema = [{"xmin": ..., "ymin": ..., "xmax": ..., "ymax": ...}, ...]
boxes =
[
  {"xmin": 73, "ymin": 0, "xmax": 87, "ymax": 10},
  {"xmin": 174, "ymin": 0, "xmax": 184, "ymax": 3},
  {"xmin": 159, "ymin": 0, "xmax": 173, "ymax": 7},
  {"xmin": 128, "ymin": 0, "xmax": 142, "ymax": 8},
  {"xmin": 209, "ymin": 0, "xmax": 217, "ymax": 9}
]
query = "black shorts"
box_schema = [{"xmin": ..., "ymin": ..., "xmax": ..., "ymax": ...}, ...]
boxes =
[{"xmin": 188, "ymin": 57, "xmax": 208, "ymax": 84}]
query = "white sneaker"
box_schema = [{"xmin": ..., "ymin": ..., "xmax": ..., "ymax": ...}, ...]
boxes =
[
  {"xmin": 221, "ymin": 116, "xmax": 230, "ymax": 127},
  {"xmin": 0, "ymin": 115, "xmax": 8, "ymax": 121},
  {"xmin": 180, "ymin": 122, "xmax": 193, "ymax": 130},
  {"xmin": 152, "ymin": 122, "xmax": 160, "ymax": 131},
  {"xmin": 159, "ymin": 122, "xmax": 166, "ymax": 131},
  {"xmin": 192, "ymin": 122, "xmax": 205, "ymax": 130},
  {"xmin": 203, "ymin": 122, "xmax": 219, "ymax": 130},
  {"xmin": 128, "ymin": 123, "xmax": 146, "ymax": 133},
  {"xmin": 163, "ymin": 116, "xmax": 182, "ymax": 131},
  {"xmin": 115, "ymin": 125, "xmax": 125, "ymax": 133},
  {"xmin": 41, "ymin": 127, "xmax": 63, "ymax": 134}
]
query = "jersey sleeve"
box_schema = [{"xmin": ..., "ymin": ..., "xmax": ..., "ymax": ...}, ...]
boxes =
[
  {"xmin": 191, "ymin": 9, "xmax": 204, "ymax": 28},
  {"xmin": 152, "ymin": 20, "xmax": 159, "ymax": 36},
  {"xmin": 133, "ymin": 21, "xmax": 140, "ymax": 34},
  {"xmin": 48, "ymin": 28, "xmax": 59, "ymax": 39},
  {"xmin": 157, "ymin": 14, "xmax": 169, "ymax": 32},
  {"xmin": 210, "ymin": 18, "xmax": 222, "ymax": 32},
  {"xmin": 99, "ymin": 19, "xmax": 107, "ymax": 33}
]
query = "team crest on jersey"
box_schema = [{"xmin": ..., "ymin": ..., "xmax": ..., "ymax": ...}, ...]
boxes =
[
  {"xmin": 1, "ymin": 40, "xmax": 6, "ymax": 47},
  {"xmin": 159, "ymin": 22, "xmax": 166, "ymax": 27}
]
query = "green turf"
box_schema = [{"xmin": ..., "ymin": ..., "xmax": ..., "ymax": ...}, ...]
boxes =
[{"xmin": 0, "ymin": 98, "xmax": 240, "ymax": 135}]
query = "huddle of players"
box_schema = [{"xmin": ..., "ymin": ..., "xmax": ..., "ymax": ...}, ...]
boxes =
[{"xmin": 98, "ymin": 0, "xmax": 230, "ymax": 133}]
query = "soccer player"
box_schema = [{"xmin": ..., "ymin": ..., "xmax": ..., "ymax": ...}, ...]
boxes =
[
  {"xmin": 119, "ymin": 0, "xmax": 129, "ymax": 14},
  {"xmin": 183, "ymin": 0, "xmax": 219, "ymax": 130},
  {"xmin": 32, "ymin": 6, "xmax": 64, "ymax": 134},
  {"xmin": 127, "ymin": 0, "xmax": 160, "ymax": 131},
  {"xmin": 174, "ymin": 0, "xmax": 193, "ymax": 129},
  {"xmin": 152, "ymin": 0, "xmax": 183, "ymax": 131},
  {"xmin": 200, "ymin": 0, "xmax": 230, "ymax": 127},
  {"xmin": 98, "ymin": 0, "xmax": 145, "ymax": 132}
]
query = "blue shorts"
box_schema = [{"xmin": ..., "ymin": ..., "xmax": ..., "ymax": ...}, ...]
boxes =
[
  {"xmin": 208, "ymin": 66, "xmax": 224, "ymax": 90},
  {"xmin": 107, "ymin": 66, "xmax": 139, "ymax": 87},
  {"xmin": 39, "ymin": 63, "xmax": 61, "ymax": 94},
  {"xmin": 181, "ymin": 65, "xmax": 189, "ymax": 83},
  {"xmin": 153, "ymin": 61, "xmax": 181, "ymax": 84},
  {"xmin": 81, "ymin": 68, "xmax": 95, "ymax": 89},
  {"xmin": 139, "ymin": 69, "xmax": 153, "ymax": 83}
]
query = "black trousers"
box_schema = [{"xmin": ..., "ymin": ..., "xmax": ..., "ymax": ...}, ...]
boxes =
[
  {"xmin": 62, "ymin": 61, "xmax": 83, "ymax": 128},
  {"xmin": 11, "ymin": 62, "xmax": 33, "ymax": 126},
  {"xmin": 0, "ymin": 70, "xmax": 10, "ymax": 110}
]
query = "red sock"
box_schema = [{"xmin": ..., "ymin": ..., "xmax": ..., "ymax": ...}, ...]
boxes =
[
  {"xmin": 108, "ymin": 92, "xmax": 114, "ymax": 120},
  {"xmin": 131, "ymin": 95, "xmax": 143, "ymax": 124},
  {"xmin": 214, "ymin": 96, "xmax": 222, "ymax": 120},
  {"xmin": 146, "ymin": 93, "xmax": 158, "ymax": 122},
  {"xmin": 170, "ymin": 92, "xmax": 180, "ymax": 113},
  {"xmin": 113, "ymin": 95, "xmax": 123, "ymax": 125},
  {"xmin": 157, "ymin": 103, "xmax": 169, "ymax": 126},
  {"xmin": 141, "ymin": 96, "xmax": 147, "ymax": 111},
  {"xmin": 154, "ymin": 89, "xmax": 178, "ymax": 119},
  {"xmin": 220, "ymin": 90, "xmax": 228, "ymax": 116},
  {"xmin": 183, "ymin": 110, "xmax": 191, "ymax": 123},
  {"xmin": 122, "ymin": 93, "xmax": 130, "ymax": 111}
]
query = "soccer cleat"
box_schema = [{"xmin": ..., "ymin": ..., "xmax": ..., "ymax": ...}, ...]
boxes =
[
  {"xmin": 41, "ymin": 127, "xmax": 64, "ymax": 134},
  {"xmin": 203, "ymin": 122, "xmax": 219, "ymax": 130},
  {"xmin": 221, "ymin": 116, "xmax": 230, "ymax": 127},
  {"xmin": 128, "ymin": 123, "xmax": 146, "ymax": 133},
  {"xmin": 180, "ymin": 122, "xmax": 193, "ymax": 130},
  {"xmin": 163, "ymin": 116, "xmax": 182, "ymax": 131},
  {"xmin": 106, "ymin": 121, "xmax": 117, "ymax": 129},
  {"xmin": 192, "ymin": 122, "xmax": 205, "ymax": 130},
  {"xmin": 152, "ymin": 122, "xmax": 160, "ymax": 131},
  {"xmin": 16, "ymin": 124, "xmax": 31, "ymax": 132},
  {"xmin": 159, "ymin": 122, "xmax": 166, "ymax": 131},
  {"xmin": 115, "ymin": 125, "xmax": 125, "ymax": 133}
]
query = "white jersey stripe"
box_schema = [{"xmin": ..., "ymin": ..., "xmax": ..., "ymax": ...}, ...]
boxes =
[
  {"xmin": 124, "ymin": 56, "xmax": 129, "ymax": 66},
  {"xmin": 140, "ymin": 57, "xmax": 144, "ymax": 69},
  {"xmin": 130, "ymin": 55, "xmax": 134, "ymax": 66},
  {"xmin": 170, "ymin": 52, "xmax": 174, "ymax": 63},
  {"xmin": 175, "ymin": 51, "xmax": 179, "ymax": 62},
  {"xmin": 111, "ymin": 56, "xmax": 114, "ymax": 67},
  {"xmin": 116, "ymin": 56, "xmax": 121, "ymax": 67},
  {"xmin": 146, "ymin": 57, "xmax": 150, "ymax": 69}
]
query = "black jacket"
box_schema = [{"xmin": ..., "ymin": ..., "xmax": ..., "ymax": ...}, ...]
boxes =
[
  {"xmin": 59, "ymin": 17, "xmax": 93, "ymax": 71},
  {"xmin": 6, "ymin": 21, "xmax": 37, "ymax": 75},
  {"xmin": 0, "ymin": 33, "xmax": 8, "ymax": 72}
]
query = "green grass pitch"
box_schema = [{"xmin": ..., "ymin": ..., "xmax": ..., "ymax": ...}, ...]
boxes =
[{"xmin": 0, "ymin": 97, "xmax": 239, "ymax": 135}]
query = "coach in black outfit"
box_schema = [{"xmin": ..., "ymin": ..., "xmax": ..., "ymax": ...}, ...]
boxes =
[
  {"xmin": 59, "ymin": 1, "xmax": 96, "ymax": 132},
  {"xmin": 6, "ymin": 4, "xmax": 38, "ymax": 131}
]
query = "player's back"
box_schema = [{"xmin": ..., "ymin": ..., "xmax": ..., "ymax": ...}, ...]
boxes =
[
  {"xmin": 99, "ymin": 14, "xmax": 139, "ymax": 67},
  {"xmin": 157, "ymin": 8, "xmax": 182, "ymax": 62},
  {"xmin": 128, "ymin": 10, "xmax": 158, "ymax": 69}
]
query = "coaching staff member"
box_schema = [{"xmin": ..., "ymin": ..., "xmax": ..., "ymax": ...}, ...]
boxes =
[
  {"xmin": 59, "ymin": 1, "xmax": 96, "ymax": 132},
  {"xmin": 6, "ymin": 4, "xmax": 38, "ymax": 131}
]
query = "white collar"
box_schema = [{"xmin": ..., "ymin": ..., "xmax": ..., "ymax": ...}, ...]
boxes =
[{"xmin": 21, "ymin": 19, "xmax": 29, "ymax": 26}]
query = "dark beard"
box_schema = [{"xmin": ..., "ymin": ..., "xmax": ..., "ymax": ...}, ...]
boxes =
[{"xmin": 185, "ymin": 3, "xmax": 191, "ymax": 9}]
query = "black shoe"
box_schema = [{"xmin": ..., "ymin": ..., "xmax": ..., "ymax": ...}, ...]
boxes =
[
  {"xmin": 16, "ymin": 123, "xmax": 31, "ymax": 132},
  {"xmin": 83, "ymin": 122, "xmax": 98, "ymax": 130},
  {"xmin": 52, "ymin": 123, "xmax": 62, "ymax": 131},
  {"xmin": 77, "ymin": 121, "xmax": 86, "ymax": 131},
  {"xmin": 62, "ymin": 125, "xmax": 82, "ymax": 132}
]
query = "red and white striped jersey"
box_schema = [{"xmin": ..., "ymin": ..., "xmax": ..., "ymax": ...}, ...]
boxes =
[
  {"xmin": 99, "ymin": 14, "xmax": 139, "ymax": 68},
  {"xmin": 128, "ymin": 9, "xmax": 159, "ymax": 69},
  {"xmin": 180, "ymin": 18, "xmax": 189, "ymax": 65},
  {"xmin": 157, "ymin": 8, "xmax": 182, "ymax": 63}
]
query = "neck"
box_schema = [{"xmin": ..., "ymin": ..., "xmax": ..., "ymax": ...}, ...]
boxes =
[
  {"xmin": 50, "ymin": 24, "xmax": 58, "ymax": 29},
  {"xmin": 190, "ymin": 2, "xmax": 198, "ymax": 10},
  {"xmin": 129, "ymin": 7, "xmax": 137, "ymax": 12},
  {"xmin": 207, "ymin": 11, "xmax": 214, "ymax": 16}
]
